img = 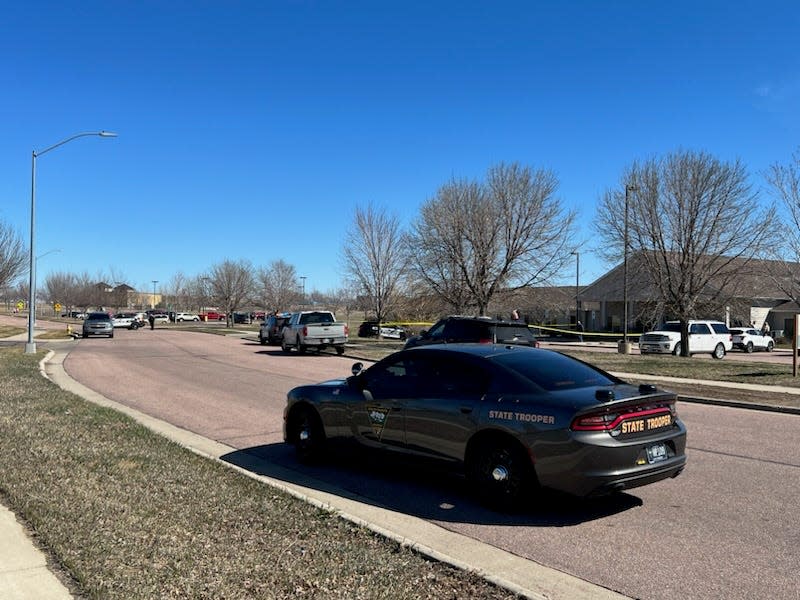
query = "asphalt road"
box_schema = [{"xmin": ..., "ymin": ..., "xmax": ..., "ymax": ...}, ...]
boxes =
[{"xmin": 61, "ymin": 327, "xmax": 800, "ymax": 600}]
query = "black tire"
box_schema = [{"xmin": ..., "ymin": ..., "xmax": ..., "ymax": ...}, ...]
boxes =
[
  {"xmin": 712, "ymin": 343, "xmax": 725, "ymax": 359},
  {"xmin": 672, "ymin": 342, "xmax": 682, "ymax": 356},
  {"xmin": 335, "ymin": 345, "xmax": 345, "ymax": 355},
  {"xmin": 289, "ymin": 405, "xmax": 325, "ymax": 463},
  {"xmin": 82, "ymin": 333, "xmax": 88, "ymax": 339},
  {"xmin": 767, "ymin": 341, "xmax": 774, "ymax": 352},
  {"xmin": 467, "ymin": 438, "xmax": 534, "ymax": 511},
  {"xmin": 745, "ymin": 341, "xmax": 754, "ymax": 353},
  {"xmin": 296, "ymin": 338, "xmax": 306, "ymax": 354},
  {"xmin": 259, "ymin": 334, "xmax": 267, "ymax": 346},
  {"xmin": 109, "ymin": 332, "xmax": 114, "ymax": 339},
  {"xmin": 281, "ymin": 337, "xmax": 292, "ymax": 353}
]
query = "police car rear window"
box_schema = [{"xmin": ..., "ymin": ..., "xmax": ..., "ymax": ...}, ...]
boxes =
[{"xmin": 493, "ymin": 351, "xmax": 616, "ymax": 391}]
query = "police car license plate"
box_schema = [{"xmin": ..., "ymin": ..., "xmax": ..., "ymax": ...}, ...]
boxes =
[
  {"xmin": 322, "ymin": 338, "xmax": 331, "ymax": 344},
  {"xmin": 646, "ymin": 443, "xmax": 668, "ymax": 464}
]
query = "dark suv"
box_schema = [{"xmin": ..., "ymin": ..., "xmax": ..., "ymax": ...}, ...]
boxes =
[{"xmin": 403, "ymin": 316, "xmax": 539, "ymax": 349}]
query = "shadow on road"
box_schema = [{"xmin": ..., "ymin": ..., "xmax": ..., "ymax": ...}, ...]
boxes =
[{"xmin": 221, "ymin": 442, "xmax": 643, "ymax": 527}]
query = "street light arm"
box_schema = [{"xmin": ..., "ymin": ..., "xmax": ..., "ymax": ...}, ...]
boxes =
[
  {"xmin": 34, "ymin": 131, "xmax": 117, "ymax": 157},
  {"xmin": 25, "ymin": 129, "xmax": 117, "ymax": 354}
]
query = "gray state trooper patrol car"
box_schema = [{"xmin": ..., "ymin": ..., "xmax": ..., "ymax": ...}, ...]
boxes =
[{"xmin": 284, "ymin": 344, "xmax": 686, "ymax": 510}]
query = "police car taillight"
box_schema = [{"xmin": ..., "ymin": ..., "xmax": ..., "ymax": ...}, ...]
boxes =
[{"xmin": 571, "ymin": 413, "xmax": 618, "ymax": 431}]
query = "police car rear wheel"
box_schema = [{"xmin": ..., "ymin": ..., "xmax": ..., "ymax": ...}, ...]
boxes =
[{"xmin": 468, "ymin": 439, "xmax": 533, "ymax": 511}]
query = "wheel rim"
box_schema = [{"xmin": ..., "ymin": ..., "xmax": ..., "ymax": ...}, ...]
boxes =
[{"xmin": 478, "ymin": 446, "xmax": 522, "ymax": 501}]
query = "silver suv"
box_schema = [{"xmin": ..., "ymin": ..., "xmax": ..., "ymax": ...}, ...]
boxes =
[{"xmin": 639, "ymin": 320, "xmax": 732, "ymax": 359}]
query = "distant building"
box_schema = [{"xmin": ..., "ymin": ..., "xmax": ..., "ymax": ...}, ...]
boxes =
[{"xmin": 576, "ymin": 253, "xmax": 800, "ymax": 337}]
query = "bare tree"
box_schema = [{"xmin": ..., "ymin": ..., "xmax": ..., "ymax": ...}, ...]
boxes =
[
  {"xmin": 765, "ymin": 149, "xmax": 800, "ymax": 303},
  {"xmin": 407, "ymin": 162, "xmax": 576, "ymax": 315},
  {"xmin": 43, "ymin": 271, "xmax": 79, "ymax": 310},
  {"xmin": 164, "ymin": 272, "xmax": 191, "ymax": 311},
  {"xmin": 208, "ymin": 259, "xmax": 254, "ymax": 326},
  {"xmin": 595, "ymin": 149, "xmax": 773, "ymax": 356},
  {"xmin": 0, "ymin": 220, "xmax": 27, "ymax": 291},
  {"xmin": 341, "ymin": 203, "xmax": 409, "ymax": 333},
  {"xmin": 256, "ymin": 259, "xmax": 300, "ymax": 313}
]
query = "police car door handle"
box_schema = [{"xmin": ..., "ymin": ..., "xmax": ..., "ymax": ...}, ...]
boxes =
[{"xmin": 460, "ymin": 406, "xmax": 473, "ymax": 414}]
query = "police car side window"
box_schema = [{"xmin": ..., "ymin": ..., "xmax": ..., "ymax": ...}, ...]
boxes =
[
  {"xmin": 364, "ymin": 358, "xmax": 418, "ymax": 399},
  {"xmin": 417, "ymin": 356, "xmax": 489, "ymax": 398}
]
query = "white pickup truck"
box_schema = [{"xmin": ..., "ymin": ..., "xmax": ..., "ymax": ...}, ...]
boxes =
[{"xmin": 281, "ymin": 310, "xmax": 349, "ymax": 355}]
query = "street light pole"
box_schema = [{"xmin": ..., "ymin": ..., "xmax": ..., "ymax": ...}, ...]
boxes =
[
  {"xmin": 152, "ymin": 280, "xmax": 158, "ymax": 309},
  {"xmin": 300, "ymin": 276, "xmax": 307, "ymax": 306},
  {"xmin": 25, "ymin": 131, "xmax": 117, "ymax": 354},
  {"xmin": 572, "ymin": 251, "xmax": 580, "ymax": 327},
  {"xmin": 621, "ymin": 184, "xmax": 638, "ymax": 354},
  {"xmin": 200, "ymin": 276, "xmax": 210, "ymax": 319}
]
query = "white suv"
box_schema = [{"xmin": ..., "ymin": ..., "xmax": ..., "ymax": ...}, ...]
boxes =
[
  {"xmin": 175, "ymin": 312, "xmax": 200, "ymax": 322},
  {"xmin": 639, "ymin": 320, "xmax": 733, "ymax": 359}
]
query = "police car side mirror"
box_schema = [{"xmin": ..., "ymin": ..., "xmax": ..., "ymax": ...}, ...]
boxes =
[{"xmin": 351, "ymin": 362, "xmax": 364, "ymax": 376}]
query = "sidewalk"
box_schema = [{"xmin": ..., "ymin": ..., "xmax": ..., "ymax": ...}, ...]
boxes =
[{"xmin": 0, "ymin": 503, "xmax": 73, "ymax": 599}]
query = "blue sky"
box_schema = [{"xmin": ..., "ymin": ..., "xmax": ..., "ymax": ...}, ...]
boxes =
[{"xmin": 1, "ymin": 1, "xmax": 799, "ymax": 297}]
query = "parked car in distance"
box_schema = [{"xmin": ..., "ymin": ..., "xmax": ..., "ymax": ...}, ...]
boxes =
[
  {"xmin": 112, "ymin": 312, "xmax": 141, "ymax": 329},
  {"xmin": 403, "ymin": 316, "xmax": 539, "ymax": 349},
  {"xmin": 199, "ymin": 311, "xmax": 226, "ymax": 321},
  {"xmin": 233, "ymin": 311, "xmax": 252, "ymax": 324},
  {"xmin": 357, "ymin": 320, "xmax": 408, "ymax": 340},
  {"xmin": 259, "ymin": 312, "xmax": 292, "ymax": 345},
  {"xmin": 62, "ymin": 310, "xmax": 86, "ymax": 319},
  {"xmin": 639, "ymin": 320, "xmax": 732, "ymax": 359},
  {"xmin": 729, "ymin": 327, "xmax": 774, "ymax": 352},
  {"xmin": 175, "ymin": 312, "xmax": 201, "ymax": 322},
  {"xmin": 82, "ymin": 312, "xmax": 114, "ymax": 338},
  {"xmin": 284, "ymin": 344, "xmax": 686, "ymax": 510},
  {"xmin": 146, "ymin": 310, "xmax": 170, "ymax": 324}
]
